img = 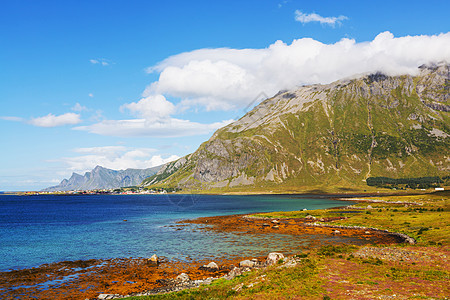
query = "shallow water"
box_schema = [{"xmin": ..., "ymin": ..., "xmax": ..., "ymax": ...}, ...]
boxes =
[{"xmin": 0, "ymin": 193, "xmax": 354, "ymax": 271}]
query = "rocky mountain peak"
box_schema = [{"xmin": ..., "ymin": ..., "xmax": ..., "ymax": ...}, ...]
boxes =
[{"xmin": 44, "ymin": 165, "xmax": 162, "ymax": 192}]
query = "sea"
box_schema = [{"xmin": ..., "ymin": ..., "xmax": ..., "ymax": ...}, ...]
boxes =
[{"xmin": 0, "ymin": 193, "xmax": 360, "ymax": 271}]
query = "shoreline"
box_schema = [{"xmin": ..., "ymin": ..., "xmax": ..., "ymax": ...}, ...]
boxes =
[
  {"xmin": 0, "ymin": 205, "xmax": 415, "ymax": 300},
  {"xmin": 2, "ymin": 190, "xmax": 447, "ymax": 299}
]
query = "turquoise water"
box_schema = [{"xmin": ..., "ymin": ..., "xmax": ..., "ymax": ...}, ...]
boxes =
[{"xmin": 0, "ymin": 194, "xmax": 355, "ymax": 271}]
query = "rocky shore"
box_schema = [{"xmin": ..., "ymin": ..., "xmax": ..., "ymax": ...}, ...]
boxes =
[
  {"xmin": 180, "ymin": 213, "xmax": 411, "ymax": 245},
  {"xmin": 96, "ymin": 252, "xmax": 286, "ymax": 299},
  {"xmin": 0, "ymin": 211, "xmax": 417, "ymax": 300}
]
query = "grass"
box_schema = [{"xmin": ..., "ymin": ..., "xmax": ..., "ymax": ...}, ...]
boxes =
[
  {"xmin": 254, "ymin": 191, "xmax": 450, "ymax": 245},
  {"xmin": 123, "ymin": 191, "xmax": 449, "ymax": 299}
]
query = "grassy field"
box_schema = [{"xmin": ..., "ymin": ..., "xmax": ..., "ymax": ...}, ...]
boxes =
[{"xmin": 124, "ymin": 191, "xmax": 449, "ymax": 299}]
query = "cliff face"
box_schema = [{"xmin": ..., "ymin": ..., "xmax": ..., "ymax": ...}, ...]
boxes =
[
  {"xmin": 143, "ymin": 63, "xmax": 450, "ymax": 192},
  {"xmin": 45, "ymin": 165, "xmax": 161, "ymax": 191}
]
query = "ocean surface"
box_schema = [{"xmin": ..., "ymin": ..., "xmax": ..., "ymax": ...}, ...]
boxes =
[{"xmin": 0, "ymin": 194, "xmax": 358, "ymax": 271}]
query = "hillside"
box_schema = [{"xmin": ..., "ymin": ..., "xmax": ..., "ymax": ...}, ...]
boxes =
[
  {"xmin": 142, "ymin": 63, "xmax": 449, "ymax": 193},
  {"xmin": 45, "ymin": 165, "xmax": 161, "ymax": 191}
]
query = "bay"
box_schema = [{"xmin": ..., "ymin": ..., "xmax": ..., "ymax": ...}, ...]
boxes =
[{"xmin": 0, "ymin": 194, "xmax": 354, "ymax": 271}]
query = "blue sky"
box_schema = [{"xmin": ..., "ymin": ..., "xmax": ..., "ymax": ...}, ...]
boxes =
[{"xmin": 1, "ymin": 0, "xmax": 449, "ymax": 191}]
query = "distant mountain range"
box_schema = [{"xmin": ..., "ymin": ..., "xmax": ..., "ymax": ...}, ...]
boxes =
[
  {"xmin": 143, "ymin": 63, "xmax": 449, "ymax": 193},
  {"xmin": 44, "ymin": 165, "xmax": 161, "ymax": 191}
]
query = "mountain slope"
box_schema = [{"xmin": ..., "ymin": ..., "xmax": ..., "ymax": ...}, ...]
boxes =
[
  {"xmin": 143, "ymin": 63, "xmax": 449, "ymax": 192},
  {"xmin": 45, "ymin": 165, "xmax": 161, "ymax": 191}
]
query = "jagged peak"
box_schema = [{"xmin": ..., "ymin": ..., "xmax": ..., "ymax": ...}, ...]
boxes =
[{"xmin": 418, "ymin": 61, "xmax": 449, "ymax": 71}]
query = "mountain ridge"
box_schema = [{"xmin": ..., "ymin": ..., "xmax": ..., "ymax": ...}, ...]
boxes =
[
  {"xmin": 142, "ymin": 63, "xmax": 449, "ymax": 192},
  {"xmin": 44, "ymin": 165, "xmax": 161, "ymax": 191}
]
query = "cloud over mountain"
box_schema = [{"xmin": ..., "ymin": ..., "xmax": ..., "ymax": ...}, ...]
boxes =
[
  {"xmin": 145, "ymin": 31, "xmax": 450, "ymax": 111},
  {"xmin": 60, "ymin": 146, "xmax": 179, "ymax": 174}
]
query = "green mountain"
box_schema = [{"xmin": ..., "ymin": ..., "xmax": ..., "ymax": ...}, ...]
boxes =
[{"xmin": 143, "ymin": 63, "xmax": 449, "ymax": 193}]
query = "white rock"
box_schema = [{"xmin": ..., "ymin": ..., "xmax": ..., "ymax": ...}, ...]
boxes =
[
  {"xmin": 98, "ymin": 295, "xmax": 119, "ymax": 300},
  {"xmin": 233, "ymin": 283, "xmax": 244, "ymax": 292},
  {"xmin": 149, "ymin": 254, "xmax": 158, "ymax": 263},
  {"xmin": 239, "ymin": 259, "xmax": 256, "ymax": 268},
  {"xmin": 204, "ymin": 261, "xmax": 219, "ymax": 269},
  {"xmin": 266, "ymin": 252, "xmax": 285, "ymax": 265},
  {"xmin": 225, "ymin": 267, "xmax": 242, "ymax": 280}
]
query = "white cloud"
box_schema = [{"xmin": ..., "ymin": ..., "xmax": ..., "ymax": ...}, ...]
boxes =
[
  {"xmin": 71, "ymin": 103, "xmax": 88, "ymax": 112},
  {"xmin": 88, "ymin": 93, "xmax": 94, "ymax": 98},
  {"xmin": 121, "ymin": 94, "xmax": 175, "ymax": 122},
  {"xmin": 77, "ymin": 32, "xmax": 450, "ymax": 139},
  {"xmin": 0, "ymin": 116, "xmax": 24, "ymax": 122},
  {"xmin": 61, "ymin": 146, "xmax": 179, "ymax": 174},
  {"xmin": 90, "ymin": 58, "xmax": 111, "ymax": 66},
  {"xmin": 295, "ymin": 10, "xmax": 348, "ymax": 26},
  {"xmin": 74, "ymin": 118, "xmax": 233, "ymax": 137},
  {"xmin": 144, "ymin": 32, "xmax": 450, "ymax": 111},
  {"xmin": 29, "ymin": 113, "xmax": 82, "ymax": 127}
]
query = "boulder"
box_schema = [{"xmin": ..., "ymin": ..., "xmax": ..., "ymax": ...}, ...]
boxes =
[
  {"xmin": 149, "ymin": 254, "xmax": 158, "ymax": 263},
  {"xmin": 239, "ymin": 259, "xmax": 256, "ymax": 268},
  {"xmin": 202, "ymin": 261, "xmax": 219, "ymax": 270},
  {"xmin": 333, "ymin": 230, "xmax": 341, "ymax": 234},
  {"xmin": 305, "ymin": 215, "xmax": 316, "ymax": 220},
  {"xmin": 176, "ymin": 273, "xmax": 190, "ymax": 283},
  {"xmin": 266, "ymin": 252, "xmax": 284, "ymax": 265},
  {"xmin": 225, "ymin": 267, "xmax": 242, "ymax": 280},
  {"xmin": 271, "ymin": 219, "xmax": 279, "ymax": 224}
]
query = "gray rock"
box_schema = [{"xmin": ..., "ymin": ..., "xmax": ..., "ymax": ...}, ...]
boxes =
[
  {"xmin": 176, "ymin": 273, "xmax": 190, "ymax": 283},
  {"xmin": 225, "ymin": 267, "xmax": 243, "ymax": 280}
]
